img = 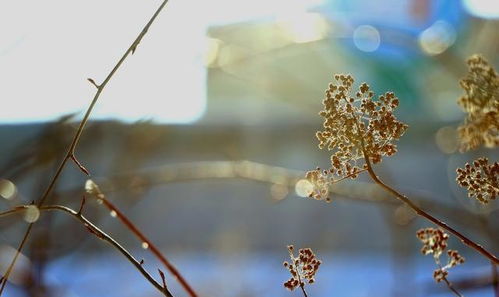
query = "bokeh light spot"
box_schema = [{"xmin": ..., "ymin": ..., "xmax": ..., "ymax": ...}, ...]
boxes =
[
  {"xmin": 419, "ymin": 21, "xmax": 456, "ymax": 56},
  {"xmin": 353, "ymin": 25, "xmax": 380, "ymax": 52},
  {"xmin": 463, "ymin": 0, "xmax": 499, "ymax": 19},
  {"xmin": 0, "ymin": 179, "xmax": 16, "ymax": 200},
  {"xmin": 435, "ymin": 126, "xmax": 458, "ymax": 154},
  {"xmin": 270, "ymin": 184, "xmax": 289, "ymax": 201},
  {"xmin": 295, "ymin": 179, "xmax": 313, "ymax": 198},
  {"xmin": 23, "ymin": 205, "xmax": 40, "ymax": 223}
]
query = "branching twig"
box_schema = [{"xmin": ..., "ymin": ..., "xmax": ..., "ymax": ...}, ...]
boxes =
[
  {"xmin": 0, "ymin": 205, "xmax": 173, "ymax": 297},
  {"xmin": 0, "ymin": 0, "xmax": 170, "ymax": 294},
  {"xmin": 86, "ymin": 183, "xmax": 197, "ymax": 297},
  {"xmin": 78, "ymin": 196, "xmax": 86, "ymax": 215},
  {"xmin": 53, "ymin": 161, "xmax": 497, "ymax": 235},
  {"xmin": 362, "ymin": 148, "xmax": 499, "ymax": 264}
]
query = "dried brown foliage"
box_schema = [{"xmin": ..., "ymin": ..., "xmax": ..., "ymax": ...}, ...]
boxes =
[
  {"xmin": 457, "ymin": 55, "xmax": 499, "ymax": 152},
  {"xmin": 417, "ymin": 228, "xmax": 465, "ymax": 283},
  {"xmin": 283, "ymin": 245, "xmax": 322, "ymax": 292},
  {"xmin": 456, "ymin": 157, "xmax": 498, "ymax": 204},
  {"xmin": 307, "ymin": 74, "xmax": 408, "ymax": 201}
]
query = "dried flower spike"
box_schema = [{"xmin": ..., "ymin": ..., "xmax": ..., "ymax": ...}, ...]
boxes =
[
  {"xmin": 456, "ymin": 157, "xmax": 498, "ymax": 204},
  {"xmin": 283, "ymin": 245, "xmax": 322, "ymax": 291},
  {"xmin": 417, "ymin": 228, "xmax": 465, "ymax": 283},
  {"xmin": 307, "ymin": 74, "xmax": 408, "ymax": 201},
  {"xmin": 457, "ymin": 54, "xmax": 499, "ymax": 152}
]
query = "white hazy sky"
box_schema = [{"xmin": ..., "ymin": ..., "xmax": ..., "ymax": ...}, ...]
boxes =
[
  {"xmin": 2, "ymin": 0, "xmax": 492, "ymax": 124},
  {"xmin": 0, "ymin": 0, "xmax": 322, "ymax": 124}
]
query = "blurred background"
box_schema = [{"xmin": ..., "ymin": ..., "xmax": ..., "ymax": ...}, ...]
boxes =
[{"xmin": 0, "ymin": 0, "xmax": 498, "ymax": 296}]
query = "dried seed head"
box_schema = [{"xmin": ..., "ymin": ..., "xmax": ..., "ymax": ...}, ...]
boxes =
[
  {"xmin": 457, "ymin": 55, "xmax": 499, "ymax": 151},
  {"xmin": 416, "ymin": 228, "xmax": 465, "ymax": 283},
  {"xmin": 305, "ymin": 168, "xmax": 332, "ymax": 202},
  {"xmin": 416, "ymin": 228, "xmax": 449, "ymax": 258},
  {"xmin": 283, "ymin": 245, "xmax": 322, "ymax": 291},
  {"xmin": 456, "ymin": 157, "xmax": 498, "ymax": 204},
  {"xmin": 309, "ymin": 74, "xmax": 408, "ymax": 201}
]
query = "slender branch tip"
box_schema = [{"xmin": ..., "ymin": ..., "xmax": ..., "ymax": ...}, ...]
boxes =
[{"xmin": 87, "ymin": 78, "xmax": 100, "ymax": 89}]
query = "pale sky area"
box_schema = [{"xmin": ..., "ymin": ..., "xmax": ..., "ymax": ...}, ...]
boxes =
[
  {"xmin": 0, "ymin": 0, "xmax": 323, "ymax": 124},
  {"xmin": 0, "ymin": 0, "xmax": 496, "ymax": 124}
]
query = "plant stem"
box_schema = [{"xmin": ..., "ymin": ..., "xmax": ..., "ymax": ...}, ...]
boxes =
[
  {"xmin": 0, "ymin": 1, "xmax": 170, "ymax": 294},
  {"xmin": 362, "ymin": 151, "xmax": 499, "ymax": 264},
  {"xmin": 299, "ymin": 284, "xmax": 309, "ymax": 297},
  {"xmin": 442, "ymin": 277, "xmax": 464, "ymax": 297},
  {"xmin": 96, "ymin": 193, "xmax": 197, "ymax": 297},
  {"xmin": 0, "ymin": 205, "xmax": 174, "ymax": 297}
]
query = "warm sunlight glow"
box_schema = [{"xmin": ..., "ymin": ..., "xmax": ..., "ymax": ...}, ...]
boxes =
[
  {"xmin": 0, "ymin": 0, "xmax": 324, "ymax": 124},
  {"xmin": 278, "ymin": 12, "xmax": 329, "ymax": 44},
  {"xmin": 463, "ymin": 0, "xmax": 499, "ymax": 19},
  {"xmin": 295, "ymin": 179, "xmax": 313, "ymax": 198},
  {"xmin": 419, "ymin": 21, "xmax": 456, "ymax": 56}
]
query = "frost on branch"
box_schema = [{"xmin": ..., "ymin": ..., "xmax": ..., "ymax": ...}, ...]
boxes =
[
  {"xmin": 307, "ymin": 74, "xmax": 408, "ymax": 201},
  {"xmin": 457, "ymin": 55, "xmax": 499, "ymax": 152}
]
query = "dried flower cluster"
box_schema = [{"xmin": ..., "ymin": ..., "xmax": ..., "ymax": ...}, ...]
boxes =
[
  {"xmin": 283, "ymin": 245, "xmax": 322, "ymax": 291},
  {"xmin": 456, "ymin": 157, "xmax": 498, "ymax": 204},
  {"xmin": 305, "ymin": 168, "xmax": 332, "ymax": 202},
  {"xmin": 457, "ymin": 55, "xmax": 499, "ymax": 152},
  {"xmin": 417, "ymin": 228, "xmax": 465, "ymax": 282},
  {"xmin": 307, "ymin": 74, "xmax": 408, "ymax": 201}
]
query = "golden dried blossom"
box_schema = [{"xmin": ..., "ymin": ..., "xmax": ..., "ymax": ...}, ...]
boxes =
[
  {"xmin": 417, "ymin": 228, "xmax": 465, "ymax": 283},
  {"xmin": 457, "ymin": 55, "xmax": 499, "ymax": 151},
  {"xmin": 456, "ymin": 157, "xmax": 498, "ymax": 204},
  {"xmin": 307, "ymin": 74, "xmax": 408, "ymax": 201},
  {"xmin": 305, "ymin": 168, "xmax": 332, "ymax": 202},
  {"xmin": 417, "ymin": 228, "xmax": 449, "ymax": 258},
  {"xmin": 283, "ymin": 245, "xmax": 321, "ymax": 291}
]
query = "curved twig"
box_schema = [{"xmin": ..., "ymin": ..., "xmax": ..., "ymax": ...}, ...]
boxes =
[
  {"xmin": 0, "ymin": 205, "xmax": 173, "ymax": 297},
  {"xmin": 362, "ymin": 150, "xmax": 499, "ymax": 264},
  {"xmin": 442, "ymin": 276, "xmax": 464, "ymax": 297},
  {"xmin": 347, "ymin": 107, "xmax": 499, "ymax": 264},
  {"xmin": 0, "ymin": 0, "xmax": 171, "ymax": 294},
  {"xmin": 86, "ymin": 184, "xmax": 197, "ymax": 297}
]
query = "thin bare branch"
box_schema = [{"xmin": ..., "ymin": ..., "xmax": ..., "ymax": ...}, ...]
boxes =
[
  {"xmin": 362, "ymin": 149, "xmax": 499, "ymax": 264},
  {"xmin": 442, "ymin": 276, "xmax": 465, "ymax": 297},
  {"xmin": 0, "ymin": 0, "xmax": 170, "ymax": 293},
  {"xmin": 0, "ymin": 205, "xmax": 173, "ymax": 297},
  {"xmin": 86, "ymin": 183, "xmax": 197, "ymax": 297}
]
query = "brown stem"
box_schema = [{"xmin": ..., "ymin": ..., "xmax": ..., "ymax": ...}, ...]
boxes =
[
  {"xmin": 0, "ymin": 205, "xmax": 173, "ymax": 297},
  {"xmin": 331, "ymin": 168, "xmax": 367, "ymax": 184},
  {"xmin": 0, "ymin": 0, "xmax": 170, "ymax": 294},
  {"xmin": 293, "ymin": 259, "xmax": 308, "ymax": 297},
  {"xmin": 299, "ymin": 284, "xmax": 309, "ymax": 297},
  {"xmin": 442, "ymin": 276, "xmax": 464, "ymax": 297},
  {"xmin": 362, "ymin": 152, "xmax": 499, "ymax": 264},
  {"xmin": 95, "ymin": 192, "xmax": 197, "ymax": 297}
]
